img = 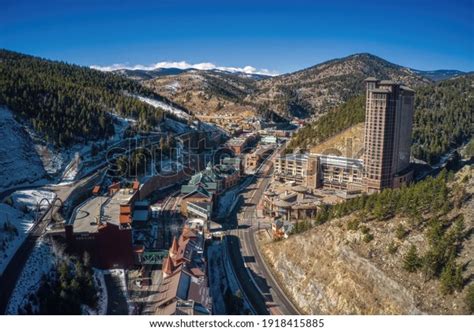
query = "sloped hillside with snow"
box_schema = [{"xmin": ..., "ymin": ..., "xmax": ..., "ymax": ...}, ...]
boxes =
[
  {"xmin": 0, "ymin": 203, "xmax": 34, "ymax": 275},
  {"xmin": 0, "ymin": 189, "xmax": 56, "ymax": 275},
  {"xmin": 0, "ymin": 106, "xmax": 135, "ymax": 192},
  {"xmin": 135, "ymin": 95, "xmax": 191, "ymax": 120},
  {"xmin": 0, "ymin": 108, "xmax": 47, "ymax": 190},
  {"xmin": 11, "ymin": 189, "xmax": 57, "ymax": 213}
]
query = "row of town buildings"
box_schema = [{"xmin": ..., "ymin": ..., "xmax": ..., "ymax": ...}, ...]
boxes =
[
  {"xmin": 179, "ymin": 160, "xmax": 241, "ymax": 220},
  {"xmin": 155, "ymin": 219, "xmax": 212, "ymax": 315}
]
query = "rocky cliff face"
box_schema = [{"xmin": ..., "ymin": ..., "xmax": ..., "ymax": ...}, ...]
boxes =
[
  {"xmin": 260, "ymin": 166, "xmax": 473, "ymax": 315},
  {"xmin": 262, "ymin": 218, "xmax": 422, "ymax": 314}
]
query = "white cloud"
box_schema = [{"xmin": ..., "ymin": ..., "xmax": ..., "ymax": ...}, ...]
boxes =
[{"xmin": 90, "ymin": 60, "xmax": 279, "ymax": 76}]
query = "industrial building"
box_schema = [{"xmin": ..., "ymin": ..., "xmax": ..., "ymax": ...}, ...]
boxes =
[{"xmin": 65, "ymin": 182, "xmax": 142, "ymax": 269}]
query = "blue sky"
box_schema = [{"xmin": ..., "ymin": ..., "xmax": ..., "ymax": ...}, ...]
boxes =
[{"xmin": 1, "ymin": 0, "xmax": 473, "ymax": 73}]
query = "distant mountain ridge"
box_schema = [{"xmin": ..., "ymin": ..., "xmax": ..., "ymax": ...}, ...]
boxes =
[
  {"xmin": 110, "ymin": 55, "xmax": 467, "ymax": 83},
  {"xmin": 141, "ymin": 53, "xmax": 442, "ymax": 119},
  {"xmin": 113, "ymin": 67, "xmax": 194, "ymax": 80},
  {"xmin": 112, "ymin": 67, "xmax": 271, "ymax": 81},
  {"xmin": 410, "ymin": 69, "xmax": 466, "ymax": 81},
  {"xmin": 250, "ymin": 53, "xmax": 431, "ymax": 117}
]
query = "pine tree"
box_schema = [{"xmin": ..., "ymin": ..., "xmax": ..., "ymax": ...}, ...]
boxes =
[
  {"xmin": 440, "ymin": 260, "xmax": 463, "ymax": 294},
  {"xmin": 403, "ymin": 245, "xmax": 422, "ymax": 272}
]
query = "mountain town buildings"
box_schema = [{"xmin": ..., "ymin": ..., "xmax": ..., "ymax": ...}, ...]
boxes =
[{"xmin": 273, "ymin": 77, "xmax": 415, "ymax": 195}]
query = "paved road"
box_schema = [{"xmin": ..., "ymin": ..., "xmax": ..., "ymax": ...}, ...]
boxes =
[
  {"xmin": 226, "ymin": 230, "xmax": 269, "ymax": 315},
  {"xmin": 226, "ymin": 145, "xmax": 301, "ymax": 315},
  {"xmin": 236, "ymin": 174, "xmax": 300, "ymax": 315}
]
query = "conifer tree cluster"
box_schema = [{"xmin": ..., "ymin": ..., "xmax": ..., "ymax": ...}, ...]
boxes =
[{"xmin": 0, "ymin": 49, "xmax": 177, "ymax": 147}]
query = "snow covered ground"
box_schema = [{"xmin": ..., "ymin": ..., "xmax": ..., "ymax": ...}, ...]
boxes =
[
  {"xmin": 11, "ymin": 189, "xmax": 57, "ymax": 214},
  {"xmin": 109, "ymin": 112, "xmax": 136, "ymax": 136},
  {"xmin": 6, "ymin": 238, "xmax": 54, "ymax": 314},
  {"xmin": 7, "ymin": 239, "xmax": 107, "ymax": 314},
  {"xmin": 164, "ymin": 118, "xmax": 190, "ymax": 134},
  {"xmin": 55, "ymin": 112, "xmax": 133, "ymax": 183},
  {"xmin": 216, "ymin": 176, "xmax": 253, "ymax": 219},
  {"xmin": 94, "ymin": 269, "xmax": 108, "ymax": 315},
  {"xmin": 0, "ymin": 203, "xmax": 35, "ymax": 275},
  {"xmin": 60, "ymin": 154, "xmax": 80, "ymax": 183},
  {"xmin": 33, "ymin": 144, "xmax": 65, "ymax": 177},
  {"xmin": 135, "ymin": 95, "xmax": 191, "ymax": 120},
  {"xmin": 0, "ymin": 104, "xmax": 137, "ymax": 193},
  {"xmin": 0, "ymin": 189, "xmax": 56, "ymax": 275},
  {"xmin": 198, "ymin": 120, "xmax": 227, "ymax": 135},
  {"xmin": 0, "ymin": 107, "xmax": 48, "ymax": 191},
  {"xmin": 160, "ymin": 159, "xmax": 184, "ymax": 174},
  {"xmin": 166, "ymin": 81, "xmax": 181, "ymax": 93}
]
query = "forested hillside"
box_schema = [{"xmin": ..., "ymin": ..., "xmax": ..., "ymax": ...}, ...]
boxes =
[
  {"xmin": 286, "ymin": 95, "xmax": 365, "ymax": 151},
  {"xmin": 288, "ymin": 75, "xmax": 474, "ymax": 164},
  {"xmin": 0, "ymin": 50, "xmax": 173, "ymax": 146},
  {"xmin": 411, "ymin": 75, "xmax": 474, "ymax": 164}
]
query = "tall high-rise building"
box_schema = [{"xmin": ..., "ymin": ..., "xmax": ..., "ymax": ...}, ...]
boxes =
[{"xmin": 363, "ymin": 78, "xmax": 415, "ymax": 193}]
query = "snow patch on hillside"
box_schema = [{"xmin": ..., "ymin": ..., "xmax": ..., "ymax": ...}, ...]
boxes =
[
  {"xmin": 11, "ymin": 189, "xmax": 57, "ymax": 214},
  {"xmin": 216, "ymin": 187, "xmax": 240, "ymax": 219},
  {"xmin": 0, "ymin": 203, "xmax": 34, "ymax": 275},
  {"xmin": 166, "ymin": 81, "xmax": 181, "ymax": 93},
  {"xmin": 83, "ymin": 269, "xmax": 108, "ymax": 315},
  {"xmin": 0, "ymin": 105, "xmax": 138, "ymax": 192},
  {"xmin": 103, "ymin": 269, "xmax": 132, "ymax": 314},
  {"xmin": 0, "ymin": 189, "xmax": 56, "ymax": 275},
  {"xmin": 164, "ymin": 118, "xmax": 191, "ymax": 134},
  {"xmin": 0, "ymin": 108, "xmax": 47, "ymax": 191},
  {"xmin": 135, "ymin": 95, "xmax": 190, "ymax": 120}
]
